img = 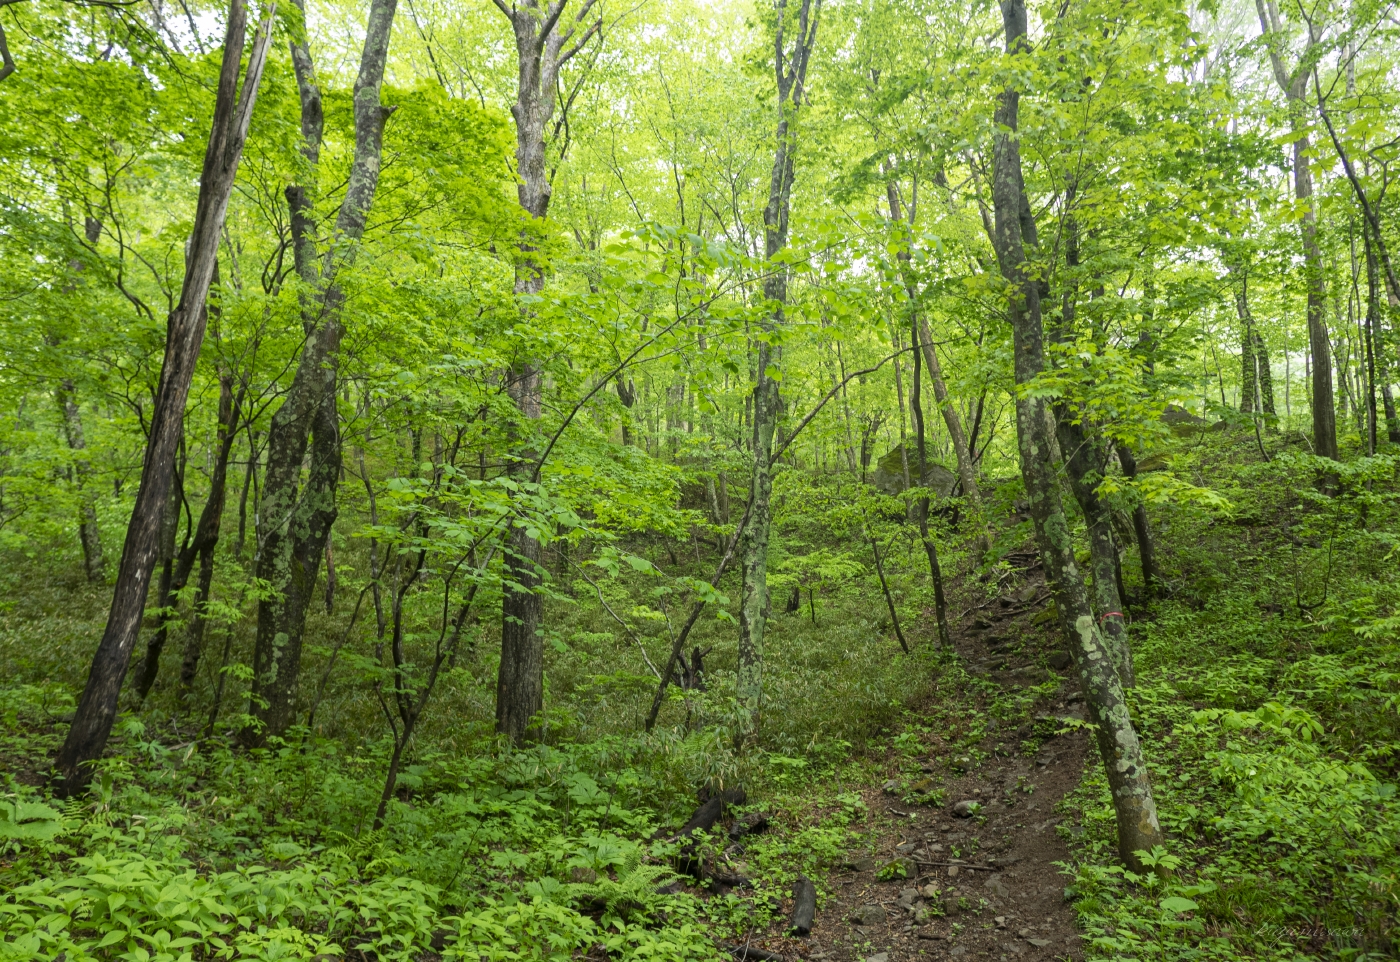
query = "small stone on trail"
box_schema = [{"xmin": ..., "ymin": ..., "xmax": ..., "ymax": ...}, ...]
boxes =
[
  {"xmin": 896, "ymin": 841, "xmax": 918, "ymax": 854},
  {"xmin": 951, "ymin": 946, "xmax": 967, "ymax": 957},
  {"xmin": 994, "ymin": 916, "xmax": 1007, "ymax": 928},
  {"xmin": 917, "ymin": 928, "xmax": 943, "ymax": 940},
  {"xmin": 921, "ymin": 883, "xmax": 940, "ymax": 898},
  {"xmin": 897, "ymin": 887, "xmax": 918, "ymax": 907},
  {"xmin": 1066, "ymin": 690, "xmax": 1085, "ymax": 704},
  {"xmin": 985, "ymin": 876, "xmax": 1011, "ymax": 898},
  {"xmin": 1027, "ymin": 938, "xmax": 1053, "ymax": 948},
  {"xmin": 842, "ymin": 856, "xmax": 876, "ymax": 872},
  {"xmin": 882, "ymin": 778, "xmax": 900, "ymax": 793},
  {"xmin": 947, "ymin": 865, "xmax": 959, "ymax": 877},
  {"xmin": 850, "ymin": 903, "xmax": 886, "ymax": 925},
  {"xmin": 952, "ymin": 799, "xmax": 980, "ymax": 817},
  {"xmin": 1015, "ymin": 584, "xmax": 1040, "ymax": 603},
  {"xmin": 1047, "ymin": 651, "xmax": 1072, "ymax": 670},
  {"xmin": 864, "ymin": 954, "xmax": 889, "ymax": 962}
]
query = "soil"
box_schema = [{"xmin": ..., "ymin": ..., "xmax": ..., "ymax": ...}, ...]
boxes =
[{"xmin": 722, "ymin": 565, "xmax": 1093, "ymax": 962}]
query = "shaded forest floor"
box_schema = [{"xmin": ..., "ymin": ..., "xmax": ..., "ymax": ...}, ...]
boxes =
[{"xmin": 1, "ymin": 429, "xmax": 1398, "ymax": 961}]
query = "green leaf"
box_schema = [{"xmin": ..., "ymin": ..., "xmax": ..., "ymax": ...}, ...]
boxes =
[{"xmin": 1159, "ymin": 896, "xmax": 1198, "ymax": 914}]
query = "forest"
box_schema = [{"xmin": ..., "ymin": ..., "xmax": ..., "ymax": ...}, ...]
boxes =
[{"xmin": 0, "ymin": 0, "xmax": 1398, "ymax": 958}]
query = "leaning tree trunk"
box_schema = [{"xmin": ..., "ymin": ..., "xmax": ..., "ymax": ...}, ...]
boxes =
[
  {"xmin": 990, "ymin": 0, "xmax": 1162, "ymax": 869},
  {"xmin": 736, "ymin": 0, "xmax": 820, "ymax": 723},
  {"xmin": 909, "ymin": 312, "xmax": 951, "ymax": 647},
  {"xmin": 245, "ymin": 0, "xmax": 396, "ymax": 743},
  {"xmin": 55, "ymin": 1, "xmax": 273, "ymax": 791}
]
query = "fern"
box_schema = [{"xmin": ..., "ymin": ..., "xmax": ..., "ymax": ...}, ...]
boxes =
[{"xmin": 567, "ymin": 849, "xmax": 678, "ymax": 921}]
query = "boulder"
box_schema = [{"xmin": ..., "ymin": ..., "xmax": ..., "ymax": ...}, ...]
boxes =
[{"xmin": 870, "ymin": 444, "xmax": 958, "ymax": 497}]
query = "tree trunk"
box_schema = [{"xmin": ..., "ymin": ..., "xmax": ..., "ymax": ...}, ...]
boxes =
[
  {"xmin": 247, "ymin": 0, "xmax": 397, "ymax": 743},
  {"xmin": 737, "ymin": 0, "xmax": 820, "ymax": 724},
  {"xmin": 175, "ymin": 372, "xmax": 244, "ymax": 691},
  {"xmin": 55, "ymin": 0, "xmax": 273, "ymax": 791},
  {"xmin": 56, "ymin": 382, "xmax": 105, "ymax": 582},
  {"xmin": 1115, "ymin": 443, "xmax": 1156, "ymax": 598},
  {"xmin": 1056, "ymin": 417, "xmax": 1134, "ymax": 686},
  {"xmin": 1255, "ymin": 2, "xmax": 1335, "ymax": 456},
  {"xmin": 493, "ymin": 0, "xmax": 600, "ymax": 744},
  {"xmin": 884, "ymin": 180, "xmax": 986, "ymax": 551},
  {"xmin": 909, "ymin": 312, "xmax": 950, "ymax": 647},
  {"xmin": 990, "ymin": 0, "xmax": 1162, "ymax": 869}
]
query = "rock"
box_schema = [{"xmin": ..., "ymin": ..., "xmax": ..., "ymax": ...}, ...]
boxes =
[
  {"xmin": 974, "ymin": 617, "xmax": 994, "ymax": 630},
  {"xmin": 850, "ymin": 903, "xmax": 886, "ymax": 926},
  {"xmin": 895, "ymin": 842, "xmax": 918, "ymax": 854},
  {"xmin": 881, "ymin": 778, "xmax": 900, "ymax": 794},
  {"xmin": 946, "ymin": 865, "xmax": 959, "ymax": 877},
  {"xmin": 864, "ymin": 954, "xmax": 890, "ymax": 962},
  {"xmin": 991, "ymin": 855, "xmax": 1022, "ymax": 868},
  {"xmin": 951, "ymin": 946, "xmax": 967, "ymax": 957},
  {"xmin": 920, "ymin": 883, "xmax": 940, "ymax": 899},
  {"xmin": 1066, "ymin": 690, "xmax": 1084, "ymax": 704},
  {"xmin": 569, "ymin": 866, "xmax": 597, "ymax": 884},
  {"xmin": 1047, "ymin": 651, "xmax": 1072, "ymax": 670},
  {"xmin": 917, "ymin": 928, "xmax": 943, "ymax": 940},
  {"xmin": 952, "ymin": 799, "xmax": 981, "ymax": 818},
  {"xmin": 984, "ymin": 876, "xmax": 1010, "ymax": 898},
  {"xmin": 870, "ymin": 444, "xmax": 956, "ymax": 497},
  {"xmin": 994, "ymin": 916, "xmax": 1007, "ymax": 928},
  {"xmin": 1027, "ymin": 938, "xmax": 1053, "ymax": 948},
  {"xmin": 882, "ymin": 856, "xmax": 916, "ymax": 879},
  {"xmin": 1015, "ymin": 584, "xmax": 1040, "ymax": 603},
  {"xmin": 927, "ymin": 842, "xmax": 944, "ymax": 853},
  {"xmin": 842, "ymin": 856, "xmax": 877, "ymax": 872},
  {"xmin": 897, "ymin": 887, "xmax": 919, "ymax": 908}
]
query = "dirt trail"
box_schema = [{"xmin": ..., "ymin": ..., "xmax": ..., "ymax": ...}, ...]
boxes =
[{"xmin": 736, "ymin": 565, "xmax": 1092, "ymax": 961}]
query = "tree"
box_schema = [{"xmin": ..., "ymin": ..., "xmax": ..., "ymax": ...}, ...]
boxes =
[
  {"xmin": 1256, "ymin": 0, "xmax": 1338, "ymax": 459},
  {"xmin": 56, "ymin": 0, "xmax": 274, "ymax": 789},
  {"xmin": 989, "ymin": 0, "xmax": 1163, "ymax": 869},
  {"xmin": 736, "ymin": 0, "xmax": 820, "ymax": 725},
  {"xmin": 244, "ymin": 0, "xmax": 401, "ymax": 744},
  {"xmin": 491, "ymin": 0, "xmax": 603, "ymax": 744}
]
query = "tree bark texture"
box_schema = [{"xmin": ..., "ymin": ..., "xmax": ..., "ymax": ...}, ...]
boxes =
[
  {"xmin": 1255, "ymin": 0, "xmax": 1335, "ymax": 457},
  {"xmin": 493, "ymin": 0, "xmax": 600, "ymax": 743},
  {"xmin": 55, "ymin": 0, "xmax": 274, "ymax": 791},
  {"xmin": 56, "ymin": 381, "xmax": 105, "ymax": 582},
  {"xmin": 247, "ymin": 0, "xmax": 397, "ymax": 743},
  {"xmin": 737, "ymin": 0, "xmax": 820, "ymax": 721},
  {"xmin": 991, "ymin": 0, "xmax": 1162, "ymax": 868},
  {"xmin": 909, "ymin": 312, "xmax": 950, "ymax": 647}
]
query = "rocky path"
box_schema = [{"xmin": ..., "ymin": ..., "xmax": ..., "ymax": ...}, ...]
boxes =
[{"xmin": 728, "ymin": 563, "xmax": 1093, "ymax": 962}]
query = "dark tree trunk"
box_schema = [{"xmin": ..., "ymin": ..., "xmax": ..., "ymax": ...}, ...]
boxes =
[
  {"xmin": 174, "ymin": 372, "xmax": 245, "ymax": 692},
  {"xmin": 1115, "ymin": 443, "xmax": 1156, "ymax": 598},
  {"xmin": 493, "ymin": 0, "xmax": 601, "ymax": 744},
  {"xmin": 55, "ymin": 1, "xmax": 273, "ymax": 791},
  {"xmin": 990, "ymin": 0, "xmax": 1161, "ymax": 869},
  {"xmin": 247, "ymin": 0, "xmax": 398, "ymax": 743}
]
